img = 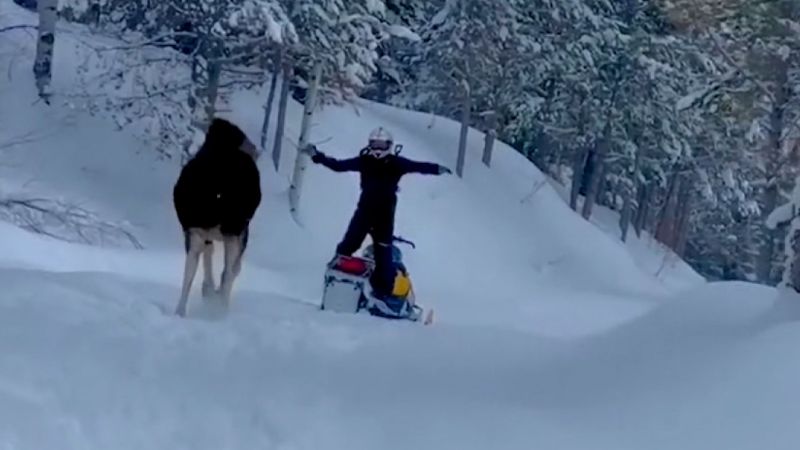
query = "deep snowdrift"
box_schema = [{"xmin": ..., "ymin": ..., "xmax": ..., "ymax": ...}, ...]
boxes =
[
  {"xmin": 0, "ymin": 222, "xmax": 797, "ymax": 450},
  {"xmin": 10, "ymin": 5, "xmax": 800, "ymax": 450}
]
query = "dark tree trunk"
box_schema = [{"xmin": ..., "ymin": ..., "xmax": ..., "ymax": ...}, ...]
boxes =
[
  {"xmin": 482, "ymin": 111, "xmax": 497, "ymax": 167},
  {"xmin": 272, "ymin": 62, "xmax": 293, "ymax": 173},
  {"xmin": 656, "ymin": 168, "xmax": 682, "ymax": 249},
  {"xmin": 634, "ymin": 181, "xmax": 649, "ymax": 238},
  {"xmin": 570, "ymin": 147, "xmax": 589, "ymax": 211},
  {"xmin": 261, "ymin": 49, "xmax": 282, "ymax": 158},
  {"xmin": 675, "ymin": 181, "xmax": 693, "ymax": 256},
  {"xmin": 581, "ymin": 122, "xmax": 612, "ymax": 220},
  {"xmin": 456, "ymin": 86, "xmax": 471, "ymax": 178},
  {"xmin": 757, "ymin": 62, "xmax": 788, "ymax": 284}
]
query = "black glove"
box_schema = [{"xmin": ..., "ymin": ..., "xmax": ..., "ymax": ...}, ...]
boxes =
[
  {"xmin": 438, "ymin": 165, "xmax": 452, "ymax": 175},
  {"xmin": 304, "ymin": 144, "xmax": 324, "ymax": 163}
]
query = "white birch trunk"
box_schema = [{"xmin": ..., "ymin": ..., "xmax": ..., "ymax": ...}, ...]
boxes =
[
  {"xmin": 33, "ymin": 0, "xmax": 58, "ymax": 100},
  {"xmin": 288, "ymin": 62, "xmax": 322, "ymax": 220}
]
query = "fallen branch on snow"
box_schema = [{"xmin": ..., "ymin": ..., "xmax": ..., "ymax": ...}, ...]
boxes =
[
  {"xmin": 0, "ymin": 196, "xmax": 143, "ymax": 249},
  {"xmin": 0, "ymin": 24, "xmax": 36, "ymax": 34}
]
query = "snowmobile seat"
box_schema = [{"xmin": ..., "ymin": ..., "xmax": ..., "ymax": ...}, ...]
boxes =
[{"xmin": 330, "ymin": 255, "xmax": 372, "ymax": 277}]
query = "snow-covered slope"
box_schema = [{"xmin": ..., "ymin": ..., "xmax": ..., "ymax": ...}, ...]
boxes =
[
  {"xmin": 0, "ymin": 3, "xmax": 702, "ymax": 334},
  {"xmin": 11, "ymin": 4, "xmax": 800, "ymax": 450}
]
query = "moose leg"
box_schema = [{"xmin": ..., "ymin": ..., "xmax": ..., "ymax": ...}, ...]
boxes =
[
  {"xmin": 201, "ymin": 241, "xmax": 216, "ymax": 298},
  {"xmin": 176, "ymin": 232, "xmax": 204, "ymax": 317},
  {"xmin": 232, "ymin": 228, "xmax": 249, "ymax": 278},
  {"xmin": 218, "ymin": 234, "xmax": 243, "ymax": 307}
]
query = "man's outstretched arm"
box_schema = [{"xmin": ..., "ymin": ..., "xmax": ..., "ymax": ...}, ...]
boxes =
[
  {"xmin": 398, "ymin": 156, "xmax": 452, "ymax": 175},
  {"xmin": 307, "ymin": 146, "xmax": 361, "ymax": 172}
]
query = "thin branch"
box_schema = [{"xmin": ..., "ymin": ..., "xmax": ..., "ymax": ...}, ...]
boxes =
[
  {"xmin": 0, "ymin": 197, "xmax": 143, "ymax": 249},
  {"xmin": 90, "ymin": 31, "xmax": 202, "ymax": 52},
  {"xmin": 0, "ymin": 24, "xmax": 36, "ymax": 34},
  {"xmin": 520, "ymin": 179, "xmax": 548, "ymax": 204},
  {"xmin": 0, "ymin": 128, "xmax": 55, "ymax": 151}
]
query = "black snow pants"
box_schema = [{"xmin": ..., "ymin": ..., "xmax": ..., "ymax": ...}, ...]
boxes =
[{"xmin": 336, "ymin": 201, "xmax": 395, "ymax": 297}]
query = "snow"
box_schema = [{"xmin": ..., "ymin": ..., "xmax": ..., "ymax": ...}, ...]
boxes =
[
  {"xmin": 767, "ymin": 202, "xmax": 795, "ymax": 229},
  {"xmin": 4, "ymin": 3, "xmax": 800, "ymax": 450},
  {"xmin": 430, "ymin": 0, "xmax": 453, "ymax": 27},
  {"xmin": 387, "ymin": 24, "xmax": 421, "ymax": 42},
  {"xmin": 264, "ymin": 14, "xmax": 284, "ymax": 43},
  {"xmin": 676, "ymin": 86, "xmax": 708, "ymax": 111},
  {"xmin": 365, "ymin": 0, "xmax": 385, "ymax": 15}
]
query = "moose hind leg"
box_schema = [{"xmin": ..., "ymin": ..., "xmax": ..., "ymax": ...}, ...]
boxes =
[
  {"xmin": 201, "ymin": 240, "xmax": 216, "ymax": 298},
  {"xmin": 176, "ymin": 232, "xmax": 204, "ymax": 317},
  {"xmin": 218, "ymin": 234, "xmax": 243, "ymax": 307},
  {"xmin": 233, "ymin": 227, "xmax": 249, "ymax": 277}
]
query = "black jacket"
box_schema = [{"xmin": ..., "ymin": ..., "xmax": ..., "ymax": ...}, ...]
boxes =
[{"xmin": 312, "ymin": 152, "xmax": 442, "ymax": 207}]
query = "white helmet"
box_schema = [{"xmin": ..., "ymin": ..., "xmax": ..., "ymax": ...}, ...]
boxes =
[{"xmin": 366, "ymin": 127, "xmax": 394, "ymax": 158}]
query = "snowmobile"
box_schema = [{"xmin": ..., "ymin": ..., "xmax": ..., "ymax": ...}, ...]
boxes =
[{"xmin": 320, "ymin": 236, "xmax": 434, "ymax": 325}]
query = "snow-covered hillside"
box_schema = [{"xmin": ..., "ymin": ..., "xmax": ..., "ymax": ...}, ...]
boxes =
[{"xmin": 6, "ymin": 4, "xmax": 800, "ymax": 450}]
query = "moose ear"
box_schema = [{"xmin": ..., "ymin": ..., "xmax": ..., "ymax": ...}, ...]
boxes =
[
  {"xmin": 394, "ymin": 144, "xmax": 403, "ymax": 155},
  {"xmin": 240, "ymin": 137, "xmax": 260, "ymax": 161}
]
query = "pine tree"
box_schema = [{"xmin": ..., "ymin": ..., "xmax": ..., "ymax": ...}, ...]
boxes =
[
  {"xmin": 688, "ymin": 0, "xmax": 800, "ymax": 283},
  {"xmin": 413, "ymin": 0, "xmax": 527, "ymax": 176}
]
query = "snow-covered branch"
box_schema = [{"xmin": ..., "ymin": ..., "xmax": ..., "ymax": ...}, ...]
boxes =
[
  {"xmin": 0, "ymin": 24, "xmax": 37, "ymax": 34},
  {"xmin": 708, "ymin": 32, "xmax": 775, "ymax": 102},
  {"xmin": 0, "ymin": 196, "xmax": 143, "ymax": 249}
]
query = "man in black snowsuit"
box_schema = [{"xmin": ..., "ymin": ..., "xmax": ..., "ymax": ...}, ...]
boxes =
[{"xmin": 307, "ymin": 127, "xmax": 451, "ymax": 299}]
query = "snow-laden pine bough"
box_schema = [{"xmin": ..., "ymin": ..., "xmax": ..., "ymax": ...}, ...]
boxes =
[
  {"xmin": 172, "ymin": 118, "xmax": 261, "ymax": 317},
  {"xmin": 320, "ymin": 236, "xmax": 434, "ymax": 325}
]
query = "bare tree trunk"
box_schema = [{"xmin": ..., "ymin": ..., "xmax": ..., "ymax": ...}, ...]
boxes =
[
  {"xmin": 289, "ymin": 63, "xmax": 322, "ymax": 220},
  {"xmin": 33, "ymin": 0, "xmax": 58, "ymax": 101},
  {"xmin": 619, "ymin": 151, "xmax": 641, "ymax": 242},
  {"xmin": 85, "ymin": 0, "xmax": 101, "ymax": 27},
  {"xmin": 581, "ymin": 122, "xmax": 611, "ymax": 220},
  {"xmin": 789, "ymin": 229, "xmax": 800, "ymax": 292},
  {"xmin": 272, "ymin": 62, "xmax": 293, "ymax": 172},
  {"xmin": 634, "ymin": 182, "xmax": 649, "ymax": 237},
  {"xmin": 204, "ymin": 59, "xmax": 221, "ymax": 124},
  {"xmin": 456, "ymin": 85, "xmax": 471, "ymax": 178},
  {"xmin": 482, "ymin": 111, "xmax": 497, "ymax": 167},
  {"xmin": 568, "ymin": 99, "xmax": 590, "ymax": 211},
  {"xmin": 261, "ymin": 49, "xmax": 281, "ymax": 158},
  {"xmin": 759, "ymin": 185, "xmax": 780, "ymax": 282},
  {"xmin": 569, "ymin": 148, "xmax": 588, "ymax": 211},
  {"xmin": 581, "ymin": 154, "xmax": 605, "ymax": 219},
  {"xmin": 757, "ymin": 68, "xmax": 788, "ymax": 284},
  {"xmin": 620, "ymin": 190, "xmax": 633, "ymax": 242},
  {"xmin": 675, "ymin": 182, "xmax": 693, "ymax": 256},
  {"xmin": 645, "ymin": 185, "xmax": 660, "ymax": 235},
  {"xmin": 656, "ymin": 169, "xmax": 682, "ymax": 249},
  {"xmin": 784, "ymin": 219, "xmax": 800, "ymax": 292}
]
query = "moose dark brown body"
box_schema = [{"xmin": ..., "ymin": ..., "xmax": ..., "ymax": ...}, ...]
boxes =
[{"xmin": 172, "ymin": 118, "xmax": 261, "ymax": 317}]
